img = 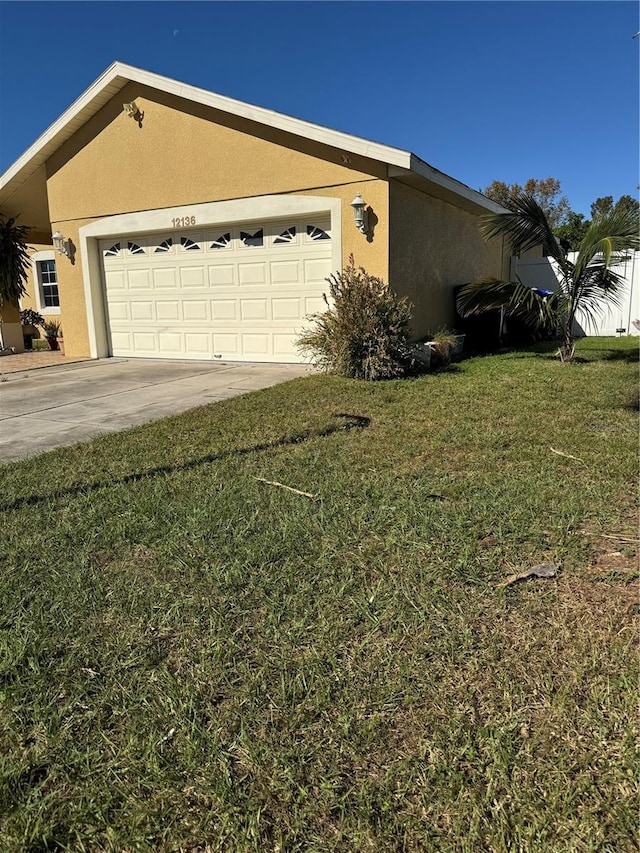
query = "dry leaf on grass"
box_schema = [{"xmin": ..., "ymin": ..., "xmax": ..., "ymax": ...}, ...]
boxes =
[{"xmin": 499, "ymin": 562, "xmax": 560, "ymax": 588}]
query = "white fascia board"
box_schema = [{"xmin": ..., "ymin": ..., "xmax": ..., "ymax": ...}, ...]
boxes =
[{"xmin": 406, "ymin": 156, "xmax": 509, "ymax": 214}]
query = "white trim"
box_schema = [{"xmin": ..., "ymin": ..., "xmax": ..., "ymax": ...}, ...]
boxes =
[
  {"xmin": 409, "ymin": 157, "xmax": 507, "ymax": 214},
  {"xmin": 30, "ymin": 250, "xmax": 61, "ymax": 315},
  {"xmin": 79, "ymin": 194, "xmax": 342, "ymax": 358}
]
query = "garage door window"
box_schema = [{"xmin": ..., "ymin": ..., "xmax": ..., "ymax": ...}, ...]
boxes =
[
  {"xmin": 274, "ymin": 226, "xmax": 296, "ymax": 245},
  {"xmin": 155, "ymin": 238, "xmax": 173, "ymax": 253},
  {"xmin": 241, "ymin": 229, "xmax": 264, "ymax": 248},
  {"xmin": 307, "ymin": 225, "xmax": 330, "ymax": 241},
  {"xmin": 210, "ymin": 233, "xmax": 231, "ymax": 250},
  {"xmin": 180, "ymin": 237, "xmax": 201, "ymax": 251}
]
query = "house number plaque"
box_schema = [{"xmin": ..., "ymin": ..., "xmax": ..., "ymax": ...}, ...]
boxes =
[{"xmin": 172, "ymin": 216, "xmax": 196, "ymax": 227}]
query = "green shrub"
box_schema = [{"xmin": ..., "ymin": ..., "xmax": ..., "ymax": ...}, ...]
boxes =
[
  {"xmin": 296, "ymin": 260, "xmax": 413, "ymax": 380},
  {"xmin": 20, "ymin": 309, "xmax": 45, "ymax": 327}
]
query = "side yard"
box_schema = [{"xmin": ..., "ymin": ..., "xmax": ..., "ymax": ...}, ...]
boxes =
[{"xmin": 0, "ymin": 338, "xmax": 637, "ymax": 851}]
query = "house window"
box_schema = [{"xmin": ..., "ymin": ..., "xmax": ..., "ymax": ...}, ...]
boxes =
[{"xmin": 37, "ymin": 259, "xmax": 60, "ymax": 308}]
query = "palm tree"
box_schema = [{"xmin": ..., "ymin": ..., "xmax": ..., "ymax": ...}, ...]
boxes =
[
  {"xmin": 457, "ymin": 194, "xmax": 639, "ymax": 362},
  {"xmin": 0, "ymin": 213, "xmax": 32, "ymax": 351},
  {"xmin": 0, "ymin": 213, "xmax": 31, "ymax": 306}
]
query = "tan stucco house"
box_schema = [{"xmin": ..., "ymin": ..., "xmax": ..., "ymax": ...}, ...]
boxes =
[{"xmin": 0, "ymin": 62, "xmax": 508, "ymax": 362}]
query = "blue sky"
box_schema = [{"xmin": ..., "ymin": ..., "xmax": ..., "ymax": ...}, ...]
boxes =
[{"xmin": 0, "ymin": 1, "xmax": 638, "ymax": 217}]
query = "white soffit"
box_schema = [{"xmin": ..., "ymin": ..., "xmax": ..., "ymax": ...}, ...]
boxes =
[{"xmin": 0, "ymin": 61, "xmax": 503, "ymax": 214}]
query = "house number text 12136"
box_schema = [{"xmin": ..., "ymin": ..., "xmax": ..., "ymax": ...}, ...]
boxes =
[{"xmin": 172, "ymin": 216, "xmax": 196, "ymax": 227}]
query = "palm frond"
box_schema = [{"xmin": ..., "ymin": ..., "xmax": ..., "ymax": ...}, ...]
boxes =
[
  {"xmin": 572, "ymin": 264, "xmax": 626, "ymax": 310},
  {"xmin": 0, "ymin": 214, "xmax": 31, "ymax": 305},
  {"xmin": 479, "ymin": 193, "xmax": 564, "ymax": 262},
  {"xmin": 574, "ymin": 205, "xmax": 640, "ymax": 280},
  {"xmin": 456, "ymin": 277, "xmax": 556, "ymax": 331}
]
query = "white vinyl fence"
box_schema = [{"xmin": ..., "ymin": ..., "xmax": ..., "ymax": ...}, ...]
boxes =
[{"xmin": 511, "ymin": 250, "xmax": 640, "ymax": 336}]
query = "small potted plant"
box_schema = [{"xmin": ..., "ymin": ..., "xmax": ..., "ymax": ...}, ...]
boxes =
[
  {"xmin": 429, "ymin": 329, "xmax": 459, "ymax": 366},
  {"xmin": 20, "ymin": 309, "xmax": 45, "ymax": 350},
  {"xmin": 43, "ymin": 319, "xmax": 62, "ymax": 352}
]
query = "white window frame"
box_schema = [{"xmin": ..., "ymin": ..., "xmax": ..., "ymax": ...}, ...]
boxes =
[{"xmin": 30, "ymin": 250, "xmax": 61, "ymax": 315}]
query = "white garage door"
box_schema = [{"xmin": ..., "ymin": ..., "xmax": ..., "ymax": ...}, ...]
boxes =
[{"xmin": 100, "ymin": 216, "xmax": 333, "ymax": 362}]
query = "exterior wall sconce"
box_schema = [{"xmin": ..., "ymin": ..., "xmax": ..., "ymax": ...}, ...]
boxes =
[
  {"xmin": 350, "ymin": 193, "xmax": 369, "ymax": 234},
  {"xmin": 123, "ymin": 101, "xmax": 144, "ymax": 126},
  {"xmin": 52, "ymin": 231, "xmax": 71, "ymax": 258}
]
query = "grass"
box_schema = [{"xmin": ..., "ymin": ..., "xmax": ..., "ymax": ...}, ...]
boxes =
[{"xmin": 0, "ymin": 337, "xmax": 638, "ymax": 852}]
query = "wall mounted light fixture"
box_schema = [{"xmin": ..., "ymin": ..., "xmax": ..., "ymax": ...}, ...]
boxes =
[
  {"xmin": 123, "ymin": 101, "xmax": 144, "ymax": 126},
  {"xmin": 350, "ymin": 193, "xmax": 369, "ymax": 234},
  {"xmin": 52, "ymin": 231, "xmax": 71, "ymax": 258}
]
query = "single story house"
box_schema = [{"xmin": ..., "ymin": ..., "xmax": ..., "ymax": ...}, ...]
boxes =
[{"xmin": 0, "ymin": 62, "xmax": 509, "ymax": 362}]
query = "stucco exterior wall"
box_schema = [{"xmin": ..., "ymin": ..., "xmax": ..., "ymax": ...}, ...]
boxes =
[
  {"xmin": 389, "ymin": 181, "xmax": 508, "ymax": 337},
  {"xmin": 43, "ymin": 85, "xmax": 390, "ymax": 357},
  {"xmin": 46, "ymin": 83, "xmax": 387, "ymax": 222}
]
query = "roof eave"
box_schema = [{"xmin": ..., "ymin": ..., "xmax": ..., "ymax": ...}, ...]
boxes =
[{"xmin": 401, "ymin": 155, "xmax": 509, "ymax": 214}]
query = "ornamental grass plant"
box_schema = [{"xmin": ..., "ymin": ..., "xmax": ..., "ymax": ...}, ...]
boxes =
[{"xmin": 297, "ymin": 260, "xmax": 412, "ymax": 380}]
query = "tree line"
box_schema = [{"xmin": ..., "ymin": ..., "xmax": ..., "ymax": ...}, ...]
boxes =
[{"xmin": 482, "ymin": 177, "xmax": 639, "ymax": 252}]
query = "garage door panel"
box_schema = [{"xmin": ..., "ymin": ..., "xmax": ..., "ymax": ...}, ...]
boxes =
[
  {"xmin": 111, "ymin": 331, "xmax": 132, "ymax": 351},
  {"xmin": 270, "ymin": 260, "xmax": 300, "ymax": 285},
  {"xmin": 103, "ymin": 216, "xmax": 332, "ymax": 362},
  {"xmin": 211, "ymin": 300, "xmax": 237, "ymax": 320},
  {"xmin": 241, "ymin": 334, "xmax": 270, "ymax": 356},
  {"xmin": 273, "ymin": 334, "xmax": 301, "ymax": 358},
  {"xmin": 304, "ymin": 258, "xmax": 332, "ymax": 284},
  {"xmin": 106, "ymin": 270, "xmax": 126, "ymax": 290},
  {"xmin": 132, "ymin": 332, "xmax": 156, "ymax": 352},
  {"xmin": 130, "ymin": 302, "xmax": 155, "ymax": 321},
  {"xmin": 180, "ymin": 267, "xmax": 206, "ymax": 288},
  {"xmin": 158, "ymin": 333, "xmax": 183, "ymax": 353},
  {"xmin": 153, "ymin": 268, "xmax": 178, "ymax": 288},
  {"xmin": 127, "ymin": 269, "xmax": 152, "ymax": 289},
  {"xmin": 185, "ymin": 333, "xmax": 212, "ymax": 353},
  {"xmin": 213, "ymin": 333, "xmax": 239, "ymax": 354},
  {"xmin": 209, "ymin": 265, "xmax": 236, "ymax": 287},
  {"xmin": 240, "ymin": 299, "xmax": 269, "ymax": 320},
  {"xmin": 156, "ymin": 301, "xmax": 181, "ymax": 320},
  {"xmin": 272, "ymin": 298, "xmax": 302, "ymax": 320},
  {"xmin": 238, "ymin": 263, "xmax": 267, "ymax": 287},
  {"xmin": 305, "ymin": 296, "xmax": 326, "ymax": 315},
  {"xmin": 183, "ymin": 300, "xmax": 209, "ymax": 321},
  {"xmin": 108, "ymin": 302, "xmax": 129, "ymax": 321}
]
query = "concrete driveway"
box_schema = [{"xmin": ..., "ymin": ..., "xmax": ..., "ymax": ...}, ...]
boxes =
[{"xmin": 0, "ymin": 358, "xmax": 309, "ymax": 462}]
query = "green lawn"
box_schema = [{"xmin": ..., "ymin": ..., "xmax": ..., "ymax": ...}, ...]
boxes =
[{"xmin": 1, "ymin": 338, "xmax": 638, "ymax": 852}]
